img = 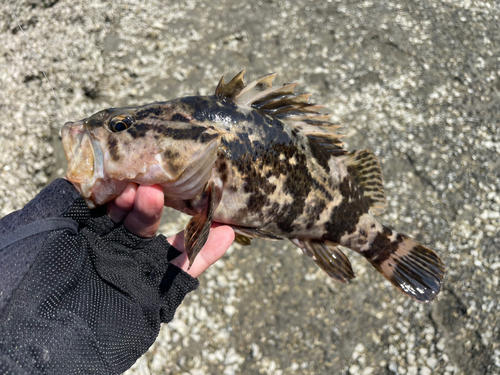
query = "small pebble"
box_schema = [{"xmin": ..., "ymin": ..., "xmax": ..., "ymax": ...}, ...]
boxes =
[
  {"xmin": 407, "ymin": 353, "xmax": 416, "ymax": 366},
  {"xmin": 426, "ymin": 356, "xmax": 438, "ymax": 369},
  {"xmin": 436, "ymin": 338, "xmax": 446, "ymax": 351},
  {"xmin": 223, "ymin": 305, "xmax": 236, "ymax": 317},
  {"xmin": 349, "ymin": 364, "xmax": 360, "ymax": 375}
]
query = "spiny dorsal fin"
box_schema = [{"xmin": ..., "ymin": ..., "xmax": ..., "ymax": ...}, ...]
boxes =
[
  {"xmin": 214, "ymin": 71, "xmax": 344, "ymax": 149},
  {"xmin": 342, "ymin": 150, "xmax": 387, "ymax": 215},
  {"xmin": 215, "ymin": 70, "xmax": 246, "ymax": 100}
]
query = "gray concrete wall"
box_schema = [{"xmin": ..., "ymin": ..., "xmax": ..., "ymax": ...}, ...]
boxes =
[{"xmin": 1, "ymin": 0, "xmax": 499, "ymax": 374}]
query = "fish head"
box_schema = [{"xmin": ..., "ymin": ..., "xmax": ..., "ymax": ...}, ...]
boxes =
[{"xmin": 62, "ymin": 102, "xmax": 221, "ymax": 208}]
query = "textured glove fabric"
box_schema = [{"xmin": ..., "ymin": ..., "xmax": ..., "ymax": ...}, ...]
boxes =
[{"xmin": 0, "ymin": 179, "xmax": 199, "ymax": 375}]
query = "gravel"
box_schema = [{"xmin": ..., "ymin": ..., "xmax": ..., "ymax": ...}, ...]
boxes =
[{"xmin": 1, "ymin": 0, "xmax": 499, "ymax": 374}]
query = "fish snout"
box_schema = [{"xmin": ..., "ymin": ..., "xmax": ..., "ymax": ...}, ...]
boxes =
[
  {"xmin": 61, "ymin": 122, "xmax": 96, "ymax": 186},
  {"xmin": 61, "ymin": 122, "xmax": 85, "ymax": 161}
]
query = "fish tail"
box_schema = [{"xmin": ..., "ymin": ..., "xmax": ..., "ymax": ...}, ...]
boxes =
[{"xmin": 362, "ymin": 226, "xmax": 445, "ymax": 303}]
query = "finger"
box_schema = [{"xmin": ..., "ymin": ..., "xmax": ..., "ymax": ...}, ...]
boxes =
[
  {"xmin": 170, "ymin": 225, "xmax": 235, "ymax": 278},
  {"xmin": 107, "ymin": 182, "xmax": 138, "ymax": 223},
  {"xmin": 193, "ymin": 226, "xmax": 235, "ymax": 271},
  {"xmin": 123, "ymin": 185, "xmax": 164, "ymax": 238},
  {"xmin": 167, "ymin": 230, "xmax": 185, "ymax": 252}
]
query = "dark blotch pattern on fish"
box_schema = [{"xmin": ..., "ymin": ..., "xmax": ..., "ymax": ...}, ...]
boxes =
[
  {"xmin": 305, "ymin": 197, "xmax": 328, "ymax": 230},
  {"xmin": 308, "ymin": 137, "xmax": 331, "ymax": 173},
  {"xmin": 127, "ymin": 124, "xmax": 149, "ymax": 139},
  {"xmin": 155, "ymin": 125, "xmax": 207, "ymax": 140},
  {"xmin": 136, "ymin": 106, "xmax": 164, "ymax": 119},
  {"xmin": 179, "ymin": 97, "xmax": 212, "ymax": 122},
  {"xmin": 215, "ymin": 155, "xmax": 229, "ymax": 183},
  {"xmin": 171, "ymin": 113, "xmax": 191, "ymax": 122},
  {"xmin": 164, "ymin": 150, "xmax": 180, "ymax": 159},
  {"xmin": 180, "ymin": 96, "xmax": 275, "ymax": 131},
  {"xmin": 163, "ymin": 150, "xmax": 182, "ymax": 175},
  {"xmin": 363, "ymin": 227, "xmax": 403, "ymax": 266},
  {"xmin": 324, "ymin": 177, "xmax": 369, "ymax": 243},
  {"xmin": 179, "ymin": 96, "xmax": 246, "ymax": 125},
  {"xmin": 128, "ymin": 123, "xmax": 213, "ymax": 142},
  {"xmin": 108, "ymin": 136, "xmax": 120, "ymax": 161},
  {"xmin": 199, "ymin": 131, "xmax": 219, "ymax": 143},
  {"xmin": 277, "ymin": 145, "xmax": 312, "ymax": 233},
  {"xmin": 232, "ymin": 152, "xmax": 272, "ymax": 212}
]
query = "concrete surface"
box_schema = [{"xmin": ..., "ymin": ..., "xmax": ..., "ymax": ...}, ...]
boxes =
[{"xmin": 1, "ymin": 0, "xmax": 499, "ymax": 374}]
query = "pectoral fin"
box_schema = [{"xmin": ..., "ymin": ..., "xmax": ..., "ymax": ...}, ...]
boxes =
[{"xmin": 184, "ymin": 182, "xmax": 218, "ymax": 268}]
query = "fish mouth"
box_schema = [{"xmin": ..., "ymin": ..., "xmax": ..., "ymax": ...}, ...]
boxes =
[{"xmin": 61, "ymin": 121, "xmax": 104, "ymax": 200}]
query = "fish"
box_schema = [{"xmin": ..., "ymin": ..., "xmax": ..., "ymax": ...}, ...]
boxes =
[{"xmin": 62, "ymin": 71, "xmax": 445, "ymax": 303}]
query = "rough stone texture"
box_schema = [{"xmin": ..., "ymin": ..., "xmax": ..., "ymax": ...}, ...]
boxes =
[{"xmin": 1, "ymin": 0, "xmax": 499, "ymax": 374}]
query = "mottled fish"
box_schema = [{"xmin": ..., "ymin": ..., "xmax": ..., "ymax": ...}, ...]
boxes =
[{"xmin": 62, "ymin": 71, "xmax": 445, "ymax": 302}]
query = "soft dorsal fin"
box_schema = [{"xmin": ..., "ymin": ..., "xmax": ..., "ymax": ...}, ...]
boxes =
[
  {"xmin": 214, "ymin": 70, "xmax": 345, "ymax": 150},
  {"xmin": 342, "ymin": 150, "xmax": 387, "ymax": 215}
]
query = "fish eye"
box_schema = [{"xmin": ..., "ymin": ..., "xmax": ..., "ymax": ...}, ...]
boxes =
[{"xmin": 109, "ymin": 115, "xmax": 134, "ymax": 132}]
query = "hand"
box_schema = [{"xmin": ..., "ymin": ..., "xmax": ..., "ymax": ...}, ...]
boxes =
[{"xmin": 107, "ymin": 182, "xmax": 235, "ymax": 278}]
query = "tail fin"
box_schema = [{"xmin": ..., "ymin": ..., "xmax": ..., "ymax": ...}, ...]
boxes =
[{"xmin": 364, "ymin": 228, "xmax": 445, "ymax": 303}]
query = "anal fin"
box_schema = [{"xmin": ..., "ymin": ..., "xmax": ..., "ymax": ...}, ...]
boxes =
[
  {"xmin": 184, "ymin": 182, "xmax": 218, "ymax": 268},
  {"xmin": 291, "ymin": 239, "xmax": 355, "ymax": 283}
]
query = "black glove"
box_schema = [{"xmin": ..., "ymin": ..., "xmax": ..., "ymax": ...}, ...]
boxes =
[{"xmin": 0, "ymin": 179, "xmax": 198, "ymax": 375}]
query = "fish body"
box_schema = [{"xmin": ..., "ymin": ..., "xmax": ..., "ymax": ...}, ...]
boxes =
[{"xmin": 62, "ymin": 71, "xmax": 444, "ymax": 302}]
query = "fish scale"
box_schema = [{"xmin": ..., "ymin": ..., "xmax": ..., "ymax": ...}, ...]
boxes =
[{"xmin": 62, "ymin": 71, "xmax": 445, "ymax": 303}]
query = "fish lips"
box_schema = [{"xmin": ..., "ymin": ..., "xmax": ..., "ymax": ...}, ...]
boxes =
[{"xmin": 61, "ymin": 121, "xmax": 104, "ymax": 199}]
